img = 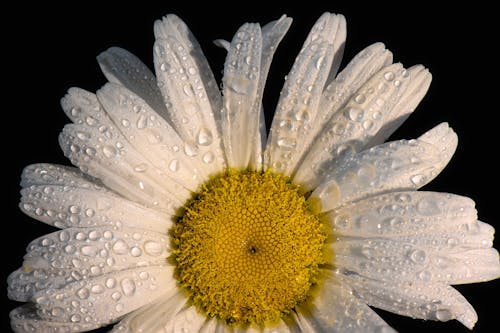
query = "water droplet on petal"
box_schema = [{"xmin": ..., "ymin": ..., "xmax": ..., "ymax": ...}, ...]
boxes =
[
  {"xmin": 133, "ymin": 163, "xmax": 148, "ymax": 173},
  {"xmin": 77, "ymin": 287, "xmax": 90, "ymax": 299},
  {"xmin": 202, "ymin": 152, "xmax": 215, "ymax": 164},
  {"xmin": 112, "ymin": 240, "xmax": 129, "ymax": 255},
  {"xmin": 384, "ymin": 71, "xmax": 395, "ymax": 81},
  {"xmin": 409, "ymin": 249, "xmax": 426, "ymax": 263},
  {"xmin": 120, "ymin": 278, "xmax": 136, "ymax": 296},
  {"xmin": 184, "ymin": 143, "xmax": 199, "ymax": 157},
  {"xmin": 103, "ymin": 145, "xmax": 117, "ymax": 158},
  {"xmin": 196, "ymin": 128, "xmax": 213, "ymax": 146},
  {"xmin": 144, "ymin": 241, "xmax": 163, "ymax": 256},
  {"xmin": 169, "ymin": 159, "xmax": 180, "ymax": 172},
  {"xmin": 130, "ymin": 247, "xmax": 142, "ymax": 257}
]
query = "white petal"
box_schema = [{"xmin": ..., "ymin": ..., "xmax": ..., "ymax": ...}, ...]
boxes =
[
  {"xmin": 59, "ymin": 123, "xmax": 185, "ymax": 212},
  {"xmin": 152, "ymin": 37, "xmax": 225, "ymax": 176},
  {"xmin": 8, "ymin": 227, "xmax": 170, "ymax": 301},
  {"xmin": 315, "ymin": 42, "xmax": 393, "ymax": 136},
  {"xmin": 294, "ymin": 63, "xmax": 416, "ymax": 190},
  {"xmin": 154, "ymin": 14, "xmax": 222, "ymax": 123},
  {"xmin": 293, "ymin": 276, "xmax": 395, "ymax": 333},
  {"xmin": 332, "ymin": 230, "xmax": 499, "ymax": 285},
  {"xmin": 265, "ymin": 13, "xmax": 346, "ymax": 175},
  {"xmin": 327, "ymin": 191, "xmax": 477, "ymax": 237},
  {"xmin": 220, "ymin": 23, "xmax": 262, "ymax": 168},
  {"xmin": 369, "ymin": 65, "xmax": 432, "ymax": 146},
  {"xmin": 97, "ymin": 82, "xmax": 214, "ymax": 186},
  {"xmin": 20, "ymin": 185, "xmax": 171, "ymax": 232},
  {"xmin": 309, "ymin": 123, "xmax": 458, "ymax": 211},
  {"xmin": 110, "ymin": 290, "xmax": 194, "ymax": 333},
  {"xmin": 249, "ymin": 15, "xmax": 292, "ymax": 170},
  {"xmin": 33, "ymin": 265, "xmax": 173, "ymax": 328},
  {"xmin": 21, "ymin": 163, "xmax": 103, "ymax": 190},
  {"xmin": 60, "ymin": 88, "xmax": 189, "ymax": 211},
  {"xmin": 10, "ymin": 304, "xmax": 96, "ymax": 333},
  {"xmin": 340, "ymin": 273, "xmax": 478, "ymax": 329},
  {"xmin": 96, "ymin": 47, "xmax": 166, "ymax": 115}
]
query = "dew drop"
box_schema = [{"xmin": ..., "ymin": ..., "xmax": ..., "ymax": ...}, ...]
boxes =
[
  {"xmin": 91, "ymin": 284, "xmax": 105, "ymax": 294},
  {"xmin": 347, "ymin": 107, "xmax": 364, "ymax": 122},
  {"xmin": 121, "ymin": 119, "xmax": 130, "ymax": 127},
  {"xmin": 168, "ymin": 159, "xmax": 180, "ymax": 172},
  {"xmin": 120, "ymin": 278, "xmax": 136, "ymax": 296},
  {"xmin": 411, "ymin": 174, "xmax": 426, "ymax": 186},
  {"xmin": 133, "ymin": 163, "xmax": 148, "ymax": 173},
  {"xmin": 384, "ymin": 71, "xmax": 395, "ymax": 81},
  {"xmin": 81, "ymin": 245, "xmax": 98, "ymax": 257},
  {"xmin": 59, "ymin": 230, "xmax": 70, "ymax": 242},
  {"xmin": 111, "ymin": 291, "xmax": 122, "ymax": 300},
  {"xmin": 130, "ymin": 247, "xmax": 142, "ymax": 257},
  {"xmin": 409, "ymin": 249, "xmax": 426, "ymax": 263},
  {"xmin": 196, "ymin": 128, "xmax": 213, "ymax": 146},
  {"xmin": 70, "ymin": 314, "xmax": 81, "ymax": 323},
  {"xmin": 102, "ymin": 145, "xmax": 117, "ymax": 158},
  {"xmin": 77, "ymin": 287, "xmax": 90, "ymax": 300},
  {"xmin": 333, "ymin": 214, "xmax": 351, "ymax": 229},
  {"xmin": 277, "ymin": 137, "xmax": 297, "ymax": 150},
  {"xmin": 137, "ymin": 115, "xmax": 147, "ymax": 129},
  {"xmin": 144, "ymin": 241, "xmax": 163, "ymax": 256},
  {"xmin": 354, "ymin": 94, "xmax": 366, "ymax": 104},
  {"xmin": 202, "ymin": 152, "xmax": 215, "ymax": 164},
  {"xmin": 112, "ymin": 240, "xmax": 129, "ymax": 255},
  {"xmin": 115, "ymin": 303, "xmax": 124, "ymax": 312},
  {"xmin": 106, "ymin": 278, "xmax": 117, "ymax": 289},
  {"xmin": 416, "ymin": 197, "xmax": 440, "ymax": 215},
  {"xmin": 184, "ymin": 143, "xmax": 199, "ymax": 157}
]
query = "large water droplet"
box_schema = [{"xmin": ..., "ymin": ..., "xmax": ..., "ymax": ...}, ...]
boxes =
[
  {"xmin": 384, "ymin": 71, "xmax": 395, "ymax": 81},
  {"xmin": 120, "ymin": 278, "xmax": 136, "ymax": 296},
  {"xmin": 409, "ymin": 249, "xmax": 426, "ymax": 263},
  {"xmin": 202, "ymin": 152, "xmax": 215, "ymax": 164},
  {"xmin": 112, "ymin": 240, "xmax": 129, "ymax": 255},
  {"xmin": 144, "ymin": 241, "xmax": 163, "ymax": 256},
  {"xmin": 184, "ymin": 143, "xmax": 199, "ymax": 157},
  {"xmin": 77, "ymin": 287, "xmax": 90, "ymax": 299},
  {"xmin": 106, "ymin": 278, "xmax": 117, "ymax": 289},
  {"xmin": 103, "ymin": 145, "xmax": 117, "ymax": 158},
  {"xmin": 81, "ymin": 245, "xmax": 98, "ymax": 257},
  {"xmin": 169, "ymin": 159, "xmax": 180, "ymax": 172},
  {"xmin": 334, "ymin": 214, "xmax": 351, "ymax": 229},
  {"xmin": 91, "ymin": 284, "xmax": 105, "ymax": 294},
  {"xmin": 130, "ymin": 247, "xmax": 142, "ymax": 257},
  {"xmin": 435, "ymin": 309, "xmax": 453, "ymax": 321},
  {"xmin": 196, "ymin": 128, "xmax": 213, "ymax": 146},
  {"xmin": 347, "ymin": 107, "xmax": 364, "ymax": 122},
  {"xmin": 277, "ymin": 137, "xmax": 297, "ymax": 150}
]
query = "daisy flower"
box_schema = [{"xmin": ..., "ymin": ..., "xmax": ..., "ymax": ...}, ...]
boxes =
[{"xmin": 7, "ymin": 11, "xmax": 500, "ymax": 333}]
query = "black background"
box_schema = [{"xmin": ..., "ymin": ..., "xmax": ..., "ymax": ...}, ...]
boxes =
[{"xmin": 2, "ymin": 1, "xmax": 499, "ymax": 332}]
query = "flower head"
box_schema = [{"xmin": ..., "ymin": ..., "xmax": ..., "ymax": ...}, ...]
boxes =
[{"xmin": 8, "ymin": 11, "xmax": 500, "ymax": 333}]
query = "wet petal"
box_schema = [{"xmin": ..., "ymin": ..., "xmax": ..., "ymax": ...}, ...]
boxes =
[
  {"xmin": 8, "ymin": 227, "xmax": 170, "ymax": 301},
  {"xmin": 97, "ymin": 47, "xmax": 166, "ymax": 115},
  {"xmin": 340, "ymin": 273, "xmax": 478, "ymax": 329},
  {"xmin": 310, "ymin": 123, "xmax": 457, "ymax": 211},
  {"xmin": 265, "ymin": 13, "xmax": 346, "ymax": 175},
  {"xmin": 32, "ymin": 265, "xmax": 173, "ymax": 329},
  {"xmin": 292, "ymin": 276, "xmax": 395, "ymax": 333},
  {"xmin": 295, "ymin": 64, "xmax": 422, "ymax": 190},
  {"xmin": 19, "ymin": 184, "xmax": 171, "ymax": 232},
  {"xmin": 220, "ymin": 23, "xmax": 262, "ymax": 169}
]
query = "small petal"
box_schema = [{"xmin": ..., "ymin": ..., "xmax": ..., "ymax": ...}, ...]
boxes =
[
  {"xmin": 293, "ymin": 276, "xmax": 395, "ymax": 333},
  {"xmin": 309, "ymin": 123, "xmax": 458, "ymax": 211},
  {"xmin": 265, "ymin": 13, "xmax": 346, "ymax": 175},
  {"xmin": 19, "ymin": 185, "xmax": 171, "ymax": 232},
  {"xmin": 97, "ymin": 47, "xmax": 166, "ymax": 114},
  {"xmin": 340, "ymin": 273, "xmax": 478, "ymax": 329},
  {"xmin": 33, "ymin": 265, "xmax": 173, "ymax": 329}
]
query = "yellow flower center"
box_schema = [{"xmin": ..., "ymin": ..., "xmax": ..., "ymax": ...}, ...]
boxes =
[{"xmin": 171, "ymin": 170, "xmax": 326, "ymax": 326}]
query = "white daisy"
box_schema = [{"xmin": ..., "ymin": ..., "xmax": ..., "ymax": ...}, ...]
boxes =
[{"xmin": 8, "ymin": 12, "xmax": 500, "ymax": 333}]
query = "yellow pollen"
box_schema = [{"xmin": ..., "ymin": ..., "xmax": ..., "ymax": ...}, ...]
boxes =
[{"xmin": 171, "ymin": 170, "xmax": 326, "ymax": 326}]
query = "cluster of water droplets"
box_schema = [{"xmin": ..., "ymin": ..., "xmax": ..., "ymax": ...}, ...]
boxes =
[
  {"xmin": 328, "ymin": 191, "xmax": 494, "ymax": 285},
  {"xmin": 9, "ymin": 226, "xmax": 171, "ymax": 328}
]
